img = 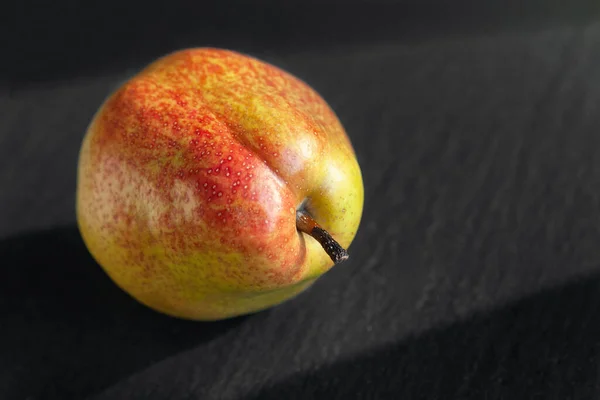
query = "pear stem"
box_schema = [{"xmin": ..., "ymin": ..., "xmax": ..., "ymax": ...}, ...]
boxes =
[{"xmin": 296, "ymin": 209, "xmax": 349, "ymax": 264}]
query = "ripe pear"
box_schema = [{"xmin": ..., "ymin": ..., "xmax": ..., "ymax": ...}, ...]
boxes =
[{"xmin": 76, "ymin": 48, "xmax": 364, "ymax": 320}]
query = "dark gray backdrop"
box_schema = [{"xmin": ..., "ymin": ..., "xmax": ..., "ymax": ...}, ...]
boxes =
[{"xmin": 3, "ymin": 1, "xmax": 600, "ymax": 399}]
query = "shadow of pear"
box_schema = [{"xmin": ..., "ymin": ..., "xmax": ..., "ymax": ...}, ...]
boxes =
[{"xmin": 0, "ymin": 226, "xmax": 246, "ymax": 400}]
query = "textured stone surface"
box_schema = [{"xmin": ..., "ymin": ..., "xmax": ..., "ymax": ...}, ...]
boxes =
[{"xmin": 3, "ymin": 4, "xmax": 600, "ymax": 399}]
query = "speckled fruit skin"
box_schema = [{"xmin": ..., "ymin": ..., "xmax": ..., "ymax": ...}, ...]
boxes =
[{"xmin": 76, "ymin": 48, "xmax": 364, "ymax": 321}]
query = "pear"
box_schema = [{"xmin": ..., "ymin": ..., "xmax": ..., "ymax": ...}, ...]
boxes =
[{"xmin": 76, "ymin": 48, "xmax": 364, "ymax": 320}]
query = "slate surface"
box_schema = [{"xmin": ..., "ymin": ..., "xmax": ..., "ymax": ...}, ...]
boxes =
[{"xmin": 3, "ymin": 2, "xmax": 600, "ymax": 399}]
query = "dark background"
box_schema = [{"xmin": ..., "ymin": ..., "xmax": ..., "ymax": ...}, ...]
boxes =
[{"xmin": 3, "ymin": 0, "xmax": 600, "ymax": 399}]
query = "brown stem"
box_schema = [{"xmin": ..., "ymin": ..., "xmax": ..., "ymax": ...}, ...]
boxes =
[{"xmin": 296, "ymin": 209, "xmax": 349, "ymax": 264}]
